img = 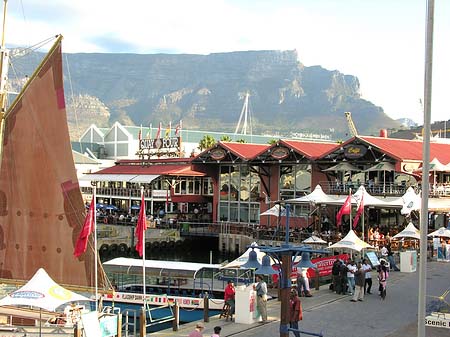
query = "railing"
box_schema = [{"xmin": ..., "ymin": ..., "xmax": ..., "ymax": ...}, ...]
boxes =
[{"xmin": 319, "ymin": 181, "xmax": 410, "ymax": 196}]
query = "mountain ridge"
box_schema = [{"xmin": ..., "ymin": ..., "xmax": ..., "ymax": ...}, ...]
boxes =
[{"xmin": 8, "ymin": 48, "xmax": 400, "ymax": 140}]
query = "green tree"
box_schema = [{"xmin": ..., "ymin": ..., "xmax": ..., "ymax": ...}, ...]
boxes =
[
  {"xmin": 268, "ymin": 139, "xmax": 278, "ymax": 145},
  {"xmin": 220, "ymin": 135, "xmax": 233, "ymax": 142},
  {"xmin": 236, "ymin": 138, "xmax": 247, "ymax": 143},
  {"xmin": 198, "ymin": 135, "xmax": 216, "ymax": 150}
]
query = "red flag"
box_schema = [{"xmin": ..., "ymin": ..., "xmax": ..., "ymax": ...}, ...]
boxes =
[
  {"xmin": 353, "ymin": 194, "xmax": 364, "ymax": 227},
  {"xmin": 336, "ymin": 194, "xmax": 352, "ymax": 227},
  {"xmin": 155, "ymin": 122, "xmax": 161, "ymax": 139},
  {"xmin": 175, "ymin": 120, "xmax": 182, "ymax": 136},
  {"xmin": 135, "ymin": 193, "xmax": 147, "ymax": 257},
  {"xmin": 74, "ymin": 199, "xmax": 95, "ymax": 257}
]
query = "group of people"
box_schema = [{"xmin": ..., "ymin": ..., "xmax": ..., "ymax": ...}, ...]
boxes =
[{"xmin": 331, "ymin": 256, "xmax": 390, "ymax": 301}]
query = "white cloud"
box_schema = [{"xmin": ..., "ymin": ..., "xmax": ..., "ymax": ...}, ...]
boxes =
[{"xmin": 4, "ymin": 0, "xmax": 450, "ymax": 123}]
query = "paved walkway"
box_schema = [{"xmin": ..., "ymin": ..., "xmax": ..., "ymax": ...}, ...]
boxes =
[{"xmin": 152, "ymin": 261, "xmax": 450, "ymax": 337}]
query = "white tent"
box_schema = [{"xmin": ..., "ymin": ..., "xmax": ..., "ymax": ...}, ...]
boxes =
[
  {"xmin": 302, "ymin": 235, "xmax": 327, "ymax": 244},
  {"xmin": 260, "ymin": 204, "xmax": 286, "ymax": 217},
  {"xmin": 400, "ymin": 187, "xmax": 422, "ymax": 215},
  {"xmin": 327, "ymin": 230, "xmax": 373, "ymax": 252},
  {"xmin": 428, "ymin": 227, "xmax": 450, "ymax": 238},
  {"xmin": 352, "ymin": 185, "xmax": 393, "ymax": 207},
  {"xmin": 221, "ymin": 242, "xmax": 275, "ymax": 268},
  {"xmin": 392, "ymin": 222, "xmax": 421, "ymax": 240},
  {"xmin": 0, "ymin": 268, "xmax": 91, "ymax": 311},
  {"xmin": 286, "ymin": 184, "xmax": 344, "ymax": 204}
]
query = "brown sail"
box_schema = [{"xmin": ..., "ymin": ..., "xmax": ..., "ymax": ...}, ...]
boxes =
[{"xmin": 0, "ymin": 36, "xmax": 106, "ymax": 289}]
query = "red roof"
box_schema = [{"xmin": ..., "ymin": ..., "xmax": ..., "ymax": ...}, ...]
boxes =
[
  {"xmin": 94, "ymin": 163, "xmax": 206, "ymax": 176},
  {"xmin": 360, "ymin": 136, "xmax": 450, "ymax": 163},
  {"xmin": 219, "ymin": 142, "xmax": 270, "ymax": 160},
  {"xmin": 280, "ymin": 140, "xmax": 338, "ymax": 159}
]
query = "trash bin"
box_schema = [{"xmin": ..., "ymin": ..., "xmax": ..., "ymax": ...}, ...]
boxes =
[{"xmin": 235, "ymin": 285, "xmax": 259, "ymax": 324}]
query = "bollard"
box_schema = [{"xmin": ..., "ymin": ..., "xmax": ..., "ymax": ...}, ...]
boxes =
[
  {"xmin": 117, "ymin": 313, "xmax": 122, "ymax": 337},
  {"xmin": 315, "ymin": 269, "xmax": 320, "ymax": 291},
  {"xmin": 140, "ymin": 306, "xmax": 146, "ymax": 337},
  {"xmin": 173, "ymin": 301, "xmax": 179, "ymax": 331},
  {"xmin": 203, "ymin": 292, "xmax": 209, "ymax": 322}
]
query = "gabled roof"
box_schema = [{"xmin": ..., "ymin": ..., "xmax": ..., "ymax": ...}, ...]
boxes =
[
  {"xmin": 219, "ymin": 142, "xmax": 270, "ymax": 160},
  {"xmin": 360, "ymin": 136, "xmax": 450, "ymax": 163},
  {"xmin": 280, "ymin": 140, "xmax": 338, "ymax": 160},
  {"xmin": 318, "ymin": 136, "xmax": 450, "ymax": 164}
]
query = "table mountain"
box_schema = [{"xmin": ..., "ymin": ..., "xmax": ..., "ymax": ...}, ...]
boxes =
[{"xmin": 9, "ymin": 49, "xmax": 399, "ymax": 140}]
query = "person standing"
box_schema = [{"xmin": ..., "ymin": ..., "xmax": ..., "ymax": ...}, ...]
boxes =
[
  {"xmin": 331, "ymin": 258, "xmax": 341, "ymax": 294},
  {"xmin": 378, "ymin": 260, "xmax": 389, "ymax": 300},
  {"xmin": 254, "ymin": 275, "xmax": 268, "ymax": 322},
  {"xmin": 289, "ymin": 288, "xmax": 303, "ymax": 337},
  {"xmin": 188, "ymin": 322, "xmax": 205, "ymax": 337},
  {"xmin": 297, "ymin": 268, "xmax": 312, "ymax": 297},
  {"xmin": 224, "ymin": 280, "xmax": 235, "ymax": 318},
  {"xmin": 362, "ymin": 259, "xmax": 372, "ymax": 294},
  {"xmin": 211, "ymin": 326, "xmax": 222, "ymax": 337},
  {"xmin": 351, "ymin": 262, "xmax": 365, "ymax": 302},
  {"xmin": 387, "ymin": 243, "xmax": 400, "ymax": 271},
  {"xmin": 346, "ymin": 260, "xmax": 356, "ymax": 295}
]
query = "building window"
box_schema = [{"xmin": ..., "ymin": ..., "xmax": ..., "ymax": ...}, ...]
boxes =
[{"xmin": 219, "ymin": 165, "xmax": 260, "ymax": 223}]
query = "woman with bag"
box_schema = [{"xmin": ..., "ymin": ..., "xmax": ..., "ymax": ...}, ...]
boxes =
[
  {"xmin": 289, "ymin": 288, "xmax": 303, "ymax": 337},
  {"xmin": 377, "ymin": 260, "xmax": 389, "ymax": 300}
]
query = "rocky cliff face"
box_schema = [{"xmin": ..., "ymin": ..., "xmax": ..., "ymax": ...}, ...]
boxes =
[{"xmin": 9, "ymin": 49, "xmax": 399, "ymax": 139}]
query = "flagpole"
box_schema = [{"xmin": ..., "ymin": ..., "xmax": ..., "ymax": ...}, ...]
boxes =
[
  {"xmin": 349, "ymin": 188, "xmax": 352, "ymax": 233},
  {"xmin": 93, "ymin": 185, "xmax": 98, "ymax": 312}
]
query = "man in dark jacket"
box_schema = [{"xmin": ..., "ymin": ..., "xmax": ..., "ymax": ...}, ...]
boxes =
[{"xmin": 351, "ymin": 261, "xmax": 365, "ymax": 302}]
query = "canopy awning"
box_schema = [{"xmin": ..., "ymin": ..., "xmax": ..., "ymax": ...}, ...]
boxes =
[
  {"xmin": 323, "ymin": 162, "xmax": 360, "ymax": 172},
  {"xmin": 327, "ymin": 230, "xmax": 373, "ymax": 252},
  {"xmin": 103, "ymin": 257, "xmax": 221, "ymax": 279},
  {"xmin": 364, "ymin": 162, "xmax": 395, "ymax": 172},
  {"xmin": 286, "ymin": 184, "xmax": 344, "ymax": 204},
  {"xmin": 80, "ymin": 174, "xmax": 159, "ymax": 183},
  {"xmin": 428, "ymin": 227, "xmax": 450, "ymax": 238}
]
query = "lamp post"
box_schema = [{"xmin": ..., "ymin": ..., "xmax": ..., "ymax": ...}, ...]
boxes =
[{"xmin": 247, "ymin": 203, "xmax": 325, "ymax": 337}]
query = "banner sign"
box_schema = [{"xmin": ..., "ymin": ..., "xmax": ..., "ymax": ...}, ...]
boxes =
[
  {"xmin": 306, "ymin": 254, "xmax": 350, "ymax": 278},
  {"xmin": 137, "ymin": 137, "xmax": 182, "ymax": 159}
]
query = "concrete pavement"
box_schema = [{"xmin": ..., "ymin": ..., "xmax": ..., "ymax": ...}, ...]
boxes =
[{"xmin": 152, "ymin": 261, "xmax": 450, "ymax": 337}]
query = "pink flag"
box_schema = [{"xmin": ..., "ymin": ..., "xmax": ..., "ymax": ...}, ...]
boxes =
[
  {"xmin": 155, "ymin": 122, "xmax": 161, "ymax": 139},
  {"xmin": 74, "ymin": 198, "xmax": 95, "ymax": 257},
  {"xmin": 135, "ymin": 193, "xmax": 147, "ymax": 257},
  {"xmin": 353, "ymin": 194, "xmax": 364, "ymax": 227},
  {"xmin": 336, "ymin": 194, "xmax": 352, "ymax": 227}
]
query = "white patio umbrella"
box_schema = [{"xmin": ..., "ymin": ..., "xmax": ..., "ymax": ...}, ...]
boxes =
[
  {"xmin": 221, "ymin": 242, "xmax": 275, "ymax": 268},
  {"xmin": 327, "ymin": 230, "xmax": 373, "ymax": 252},
  {"xmin": 286, "ymin": 184, "xmax": 343, "ymax": 204},
  {"xmin": 428, "ymin": 227, "xmax": 450, "ymax": 238},
  {"xmin": 392, "ymin": 222, "xmax": 421, "ymax": 240},
  {"xmin": 400, "ymin": 187, "xmax": 422, "ymax": 215},
  {"xmin": 260, "ymin": 204, "xmax": 286, "ymax": 217},
  {"xmin": 364, "ymin": 162, "xmax": 396, "ymax": 193},
  {"xmin": 323, "ymin": 162, "xmax": 360, "ymax": 172},
  {"xmin": 302, "ymin": 235, "xmax": 327, "ymax": 244}
]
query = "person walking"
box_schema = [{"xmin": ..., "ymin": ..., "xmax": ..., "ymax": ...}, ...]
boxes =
[
  {"xmin": 378, "ymin": 260, "xmax": 389, "ymax": 300},
  {"xmin": 297, "ymin": 268, "xmax": 312, "ymax": 297},
  {"xmin": 350, "ymin": 262, "xmax": 365, "ymax": 302},
  {"xmin": 289, "ymin": 288, "xmax": 303, "ymax": 337},
  {"xmin": 188, "ymin": 322, "xmax": 205, "ymax": 337},
  {"xmin": 224, "ymin": 280, "xmax": 235, "ymax": 319},
  {"xmin": 362, "ymin": 258, "xmax": 372, "ymax": 294},
  {"xmin": 254, "ymin": 275, "xmax": 268, "ymax": 322}
]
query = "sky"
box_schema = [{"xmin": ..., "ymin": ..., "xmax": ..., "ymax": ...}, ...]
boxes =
[{"xmin": 5, "ymin": 0, "xmax": 450, "ymax": 124}]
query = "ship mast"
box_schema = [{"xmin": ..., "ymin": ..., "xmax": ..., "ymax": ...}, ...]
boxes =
[{"xmin": 0, "ymin": 0, "xmax": 8, "ymax": 158}]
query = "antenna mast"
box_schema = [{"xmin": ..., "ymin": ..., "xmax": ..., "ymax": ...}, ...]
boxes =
[{"xmin": 234, "ymin": 92, "xmax": 251, "ymax": 135}]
